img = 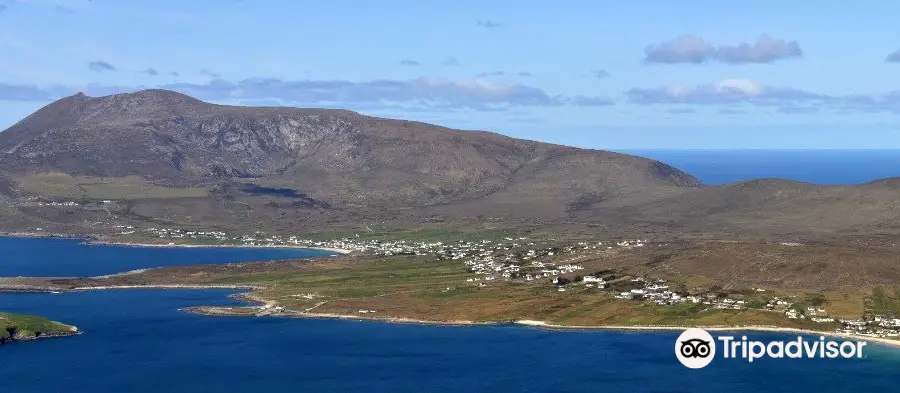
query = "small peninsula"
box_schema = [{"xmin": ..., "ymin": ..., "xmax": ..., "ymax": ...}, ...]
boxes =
[{"xmin": 0, "ymin": 312, "xmax": 79, "ymax": 344}]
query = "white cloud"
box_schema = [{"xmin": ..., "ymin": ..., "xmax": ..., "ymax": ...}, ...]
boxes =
[
  {"xmin": 626, "ymin": 79, "xmax": 825, "ymax": 106},
  {"xmin": 645, "ymin": 35, "xmax": 803, "ymax": 64}
]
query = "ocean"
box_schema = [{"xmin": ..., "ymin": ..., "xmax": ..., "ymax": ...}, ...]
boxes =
[
  {"xmin": 2, "ymin": 150, "xmax": 900, "ymax": 392},
  {"xmin": 0, "ymin": 237, "xmax": 334, "ymax": 277},
  {"xmin": 622, "ymin": 149, "xmax": 900, "ymax": 185}
]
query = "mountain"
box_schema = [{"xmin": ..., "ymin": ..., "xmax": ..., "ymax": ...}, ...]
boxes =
[
  {"xmin": 5, "ymin": 89, "xmax": 900, "ymax": 239},
  {"xmin": 0, "ymin": 89, "xmax": 701, "ymax": 232},
  {"xmin": 569, "ymin": 177, "xmax": 900, "ymax": 237}
]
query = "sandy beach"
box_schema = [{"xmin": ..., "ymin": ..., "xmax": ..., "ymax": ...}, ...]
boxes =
[
  {"xmin": 1, "ymin": 233, "xmax": 354, "ymax": 255},
  {"xmin": 514, "ymin": 319, "xmax": 900, "ymax": 348},
  {"xmin": 72, "ymin": 284, "xmax": 264, "ymax": 291}
]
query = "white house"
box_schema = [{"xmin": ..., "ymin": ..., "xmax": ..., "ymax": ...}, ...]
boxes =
[{"xmin": 583, "ymin": 276, "xmax": 606, "ymax": 284}]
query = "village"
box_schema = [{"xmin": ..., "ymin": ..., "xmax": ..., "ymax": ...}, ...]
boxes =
[{"xmin": 125, "ymin": 226, "xmax": 900, "ymax": 340}]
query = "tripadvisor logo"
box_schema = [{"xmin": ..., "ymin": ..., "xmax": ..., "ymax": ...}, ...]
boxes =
[
  {"xmin": 675, "ymin": 328, "xmax": 716, "ymax": 369},
  {"xmin": 675, "ymin": 328, "xmax": 867, "ymax": 369}
]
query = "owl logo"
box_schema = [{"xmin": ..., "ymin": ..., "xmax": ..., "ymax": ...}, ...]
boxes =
[
  {"xmin": 675, "ymin": 328, "xmax": 716, "ymax": 368},
  {"xmin": 679, "ymin": 338, "xmax": 712, "ymax": 358}
]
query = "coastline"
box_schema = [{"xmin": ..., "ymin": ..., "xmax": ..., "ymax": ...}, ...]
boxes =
[
  {"xmin": 0, "ymin": 233, "xmax": 353, "ymax": 255},
  {"xmin": 187, "ymin": 306, "xmax": 507, "ymax": 327},
  {"xmin": 182, "ymin": 305, "xmax": 900, "ymax": 349},
  {"xmin": 71, "ymin": 284, "xmax": 263, "ymax": 291},
  {"xmin": 0, "ymin": 232, "xmax": 90, "ymax": 240},
  {"xmin": 0, "ymin": 283, "xmax": 263, "ymax": 293},
  {"xmin": 3, "ymin": 280, "xmax": 898, "ymax": 349},
  {"xmin": 85, "ymin": 240, "xmax": 353, "ymax": 255},
  {"xmin": 512, "ymin": 320, "xmax": 900, "ymax": 348},
  {"xmin": 0, "ymin": 330, "xmax": 82, "ymax": 345}
]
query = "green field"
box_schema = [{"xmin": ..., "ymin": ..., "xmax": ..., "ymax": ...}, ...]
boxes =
[
  {"xmin": 176, "ymin": 255, "xmax": 831, "ymax": 329},
  {"xmin": 868, "ymin": 286, "xmax": 900, "ymax": 316}
]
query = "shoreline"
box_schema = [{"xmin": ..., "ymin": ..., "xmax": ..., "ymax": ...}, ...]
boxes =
[
  {"xmin": 72, "ymin": 284, "xmax": 263, "ymax": 291},
  {"xmin": 188, "ymin": 306, "xmax": 507, "ymax": 327},
  {"xmin": 0, "ymin": 330, "xmax": 82, "ymax": 345},
  {"xmin": 0, "ymin": 284, "xmax": 263, "ymax": 293},
  {"xmin": 0, "ymin": 232, "xmax": 91, "ymax": 240},
  {"xmin": 0, "ymin": 234, "xmax": 353, "ymax": 255},
  {"xmin": 85, "ymin": 240, "xmax": 353, "ymax": 255},
  {"xmin": 181, "ymin": 305, "xmax": 900, "ymax": 349},
  {"xmin": 512, "ymin": 320, "xmax": 900, "ymax": 348}
]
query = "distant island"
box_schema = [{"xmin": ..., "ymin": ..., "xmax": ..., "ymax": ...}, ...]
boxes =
[{"xmin": 0, "ymin": 312, "xmax": 79, "ymax": 344}]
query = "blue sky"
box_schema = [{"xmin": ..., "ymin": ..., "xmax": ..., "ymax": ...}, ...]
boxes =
[{"xmin": 2, "ymin": 0, "xmax": 900, "ymax": 149}]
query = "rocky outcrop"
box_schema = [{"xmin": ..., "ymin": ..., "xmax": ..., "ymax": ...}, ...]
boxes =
[
  {"xmin": 0, "ymin": 325, "xmax": 79, "ymax": 344},
  {"xmin": 0, "ymin": 314, "xmax": 80, "ymax": 345}
]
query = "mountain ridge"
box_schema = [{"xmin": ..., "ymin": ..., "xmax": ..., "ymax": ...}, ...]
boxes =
[
  {"xmin": 3, "ymin": 89, "xmax": 900, "ymax": 238},
  {"xmin": 0, "ymin": 89, "xmax": 703, "ymax": 232}
]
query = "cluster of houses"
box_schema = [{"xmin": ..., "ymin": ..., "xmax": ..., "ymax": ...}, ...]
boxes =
[
  {"xmin": 604, "ymin": 277, "xmax": 747, "ymax": 309},
  {"xmin": 145, "ymin": 228, "xmax": 230, "ymax": 241},
  {"xmin": 612, "ymin": 278, "xmax": 672, "ymax": 300},
  {"xmin": 836, "ymin": 316, "xmax": 900, "ymax": 338},
  {"xmin": 352, "ymin": 238, "xmax": 597, "ymax": 283},
  {"xmin": 256, "ymin": 303, "xmax": 285, "ymax": 316},
  {"xmin": 764, "ymin": 296, "xmax": 793, "ymax": 311},
  {"xmin": 831, "ymin": 305, "xmax": 900, "ymax": 338},
  {"xmin": 784, "ymin": 305, "xmax": 828, "ymax": 321},
  {"xmin": 755, "ymin": 295, "xmax": 900, "ymax": 339},
  {"xmin": 452, "ymin": 239, "xmax": 661, "ymax": 285},
  {"xmin": 134, "ymin": 228, "xmax": 658, "ymax": 289},
  {"xmin": 137, "ymin": 228, "xmax": 376, "ymax": 252},
  {"xmin": 759, "ymin": 296, "xmax": 841, "ymax": 325}
]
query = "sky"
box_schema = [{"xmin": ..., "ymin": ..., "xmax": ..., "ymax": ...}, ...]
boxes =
[{"xmin": 2, "ymin": 0, "xmax": 900, "ymax": 149}]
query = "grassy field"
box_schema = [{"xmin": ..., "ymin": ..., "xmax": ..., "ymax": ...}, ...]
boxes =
[
  {"xmin": 0, "ymin": 312, "xmax": 78, "ymax": 342},
  {"xmin": 868, "ymin": 286, "xmax": 900, "ymax": 317},
  {"xmin": 208, "ymin": 257, "xmax": 832, "ymax": 328}
]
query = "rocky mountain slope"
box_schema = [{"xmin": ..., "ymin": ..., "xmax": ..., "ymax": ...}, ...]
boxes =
[
  {"xmin": 2, "ymin": 89, "xmax": 899, "ymax": 239},
  {"xmin": 0, "ymin": 90, "xmax": 700, "ymax": 211}
]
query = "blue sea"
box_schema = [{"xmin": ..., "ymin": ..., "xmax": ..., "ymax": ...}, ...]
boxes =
[
  {"xmin": 0, "ymin": 237, "xmax": 334, "ymax": 277},
  {"xmin": 3, "ymin": 150, "xmax": 900, "ymax": 392},
  {"xmin": 623, "ymin": 149, "xmax": 900, "ymax": 185}
]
